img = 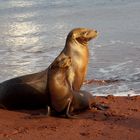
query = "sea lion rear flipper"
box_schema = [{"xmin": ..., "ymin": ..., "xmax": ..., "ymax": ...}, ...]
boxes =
[{"xmin": 90, "ymin": 103, "xmax": 109, "ymax": 111}]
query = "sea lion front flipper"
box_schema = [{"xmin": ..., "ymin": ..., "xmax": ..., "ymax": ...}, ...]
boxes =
[
  {"xmin": 90, "ymin": 103, "xmax": 109, "ymax": 111},
  {"xmin": 45, "ymin": 106, "xmax": 51, "ymax": 116},
  {"xmin": 65, "ymin": 98, "xmax": 77, "ymax": 119}
]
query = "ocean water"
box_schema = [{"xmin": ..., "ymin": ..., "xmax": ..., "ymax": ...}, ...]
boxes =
[{"xmin": 0, "ymin": 0, "xmax": 140, "ymax": 96}]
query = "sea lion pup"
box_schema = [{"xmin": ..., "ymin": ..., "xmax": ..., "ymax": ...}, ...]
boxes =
[
  {"xmin": 53, "ymin": 28, "xmax": 98, "ymax": 90},
  {"xmin": 71, "ymin": 90, "xmax": 109, "ymax": 113},
  {"xmin": 47, "ymin": 55, "xmax": 108, "ymax": 118}
]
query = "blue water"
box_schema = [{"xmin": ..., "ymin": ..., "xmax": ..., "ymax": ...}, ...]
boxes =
[{"xmin": 0, "ymin": 0, "xmax": 140, "ymax": 95}]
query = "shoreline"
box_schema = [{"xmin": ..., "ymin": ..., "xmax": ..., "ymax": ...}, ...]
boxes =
[{"xmin": 0, "ymin": 95, "xmax": 140, "ymax": 140}]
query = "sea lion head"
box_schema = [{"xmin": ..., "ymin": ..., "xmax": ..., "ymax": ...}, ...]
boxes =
[{"xmin": 66, "ymin": 28, "xmax": 98, "ymax": 45}]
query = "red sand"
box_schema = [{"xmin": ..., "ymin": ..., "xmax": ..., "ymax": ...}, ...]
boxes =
[{"xmin": 0, "ymin": 96, "xmax": 140, "ymax": 140}]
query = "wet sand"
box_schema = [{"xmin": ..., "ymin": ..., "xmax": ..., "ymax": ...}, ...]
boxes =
[{"xmin": 0, "ymin": 95, "xmax": 140, "ymax": 140}]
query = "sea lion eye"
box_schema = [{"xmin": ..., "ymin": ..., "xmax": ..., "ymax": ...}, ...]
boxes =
[{"xmin": 82, "ymin": 31, "xmax": 88, "ymax": 36}]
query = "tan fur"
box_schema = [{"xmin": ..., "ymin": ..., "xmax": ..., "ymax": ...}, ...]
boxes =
[{"xmin": 54, "ymin": 28, "xmax": 98, "ymax": 90}]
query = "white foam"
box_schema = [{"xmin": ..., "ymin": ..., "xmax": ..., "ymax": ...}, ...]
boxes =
[
  {"xmin": 107, "ymin": 61, "xmax": 133, "ymax": 71},
  {"xmin": 94, "ymin": 90, "xmax": 139, "ymax": 97}
]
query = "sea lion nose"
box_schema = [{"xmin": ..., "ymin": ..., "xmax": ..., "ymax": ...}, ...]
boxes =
[{"xmin": 95, "ymin": 30, "xmax": 97, "ymax": 33}]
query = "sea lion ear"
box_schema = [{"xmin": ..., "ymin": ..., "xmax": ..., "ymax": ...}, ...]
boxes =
[{"xmin": 71, "ymin": 33, "xmax": 76, "ymax": 39}]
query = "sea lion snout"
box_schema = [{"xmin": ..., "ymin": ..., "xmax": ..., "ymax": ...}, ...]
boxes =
[
  {"xmin": 95, "ymin": 30, "xmax": 97, "ymax": 33},
  {"xmin": 87, "ymin": 29, "xmax": 99, "ymax": 39}
]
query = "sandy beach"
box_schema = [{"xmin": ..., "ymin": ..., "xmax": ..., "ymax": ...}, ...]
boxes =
[{"xmin": 0, "ymin": 95, "xmax": 140, "ymax": 140}]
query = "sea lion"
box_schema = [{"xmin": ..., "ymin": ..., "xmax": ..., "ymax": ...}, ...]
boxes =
[
  {"xmin": 47, "ymin": 55, "xmax": 108, "ymax": 118},
  {"xmin": 0, "ymin": 28, "xmax": 98, "ymax": 109},
  {"xmin": 71, "ymin": 90, "xmax": 109, "ymax": 114},
  {"xmin": 54, "ymin": 28, "xmax": 98, "ymax": 90}
]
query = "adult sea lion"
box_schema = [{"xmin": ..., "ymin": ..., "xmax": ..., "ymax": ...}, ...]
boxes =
[
  {"xmin": 53, "ymin": 28, "xmax": 98, "ymax": 90},
  {"xmin": 47, "ymin": 55, "xmax": 108, "ymax": 118},
  {"xmin": 0, "ymin": 28, "xmax": 98, "ymax": 109}
]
